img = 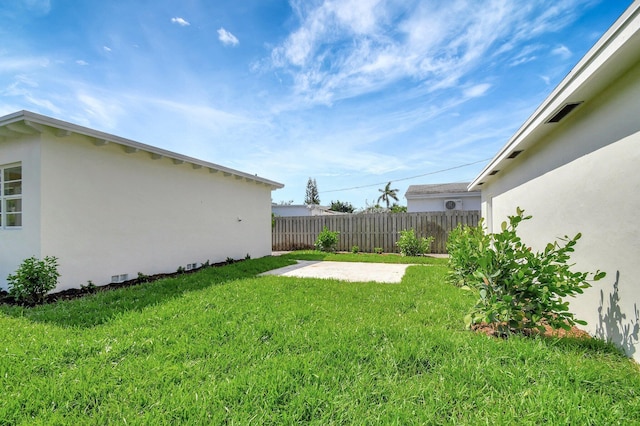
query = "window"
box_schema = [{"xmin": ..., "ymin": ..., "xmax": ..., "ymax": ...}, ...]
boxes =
[{"xmin": 1, "ymin": 164, "xmax": 22, "ymax": 228}]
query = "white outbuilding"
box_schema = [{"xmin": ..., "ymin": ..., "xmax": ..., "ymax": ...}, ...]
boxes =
[
  {"xmin": 405, "ymin": 183, "xmax": 480, "ymax": 213},
  {"xmin": 470, "ymin": 1, "xmax": 640, "ymax": 362},
  {"xmin": 0, "ymin": 110, "xmax": 283, "ymax": 292}
]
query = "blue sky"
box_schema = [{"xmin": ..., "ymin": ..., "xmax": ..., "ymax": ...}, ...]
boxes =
[{"xmin": 0, "ymin": 0, "xmax": 632, "ymax": 208}]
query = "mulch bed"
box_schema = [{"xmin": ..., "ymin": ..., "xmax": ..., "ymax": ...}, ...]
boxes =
[
  {"xmin": 0, "ymin": 259, "xmax": 243, "ymax": 307},
  {"xmin": 472, "ymin": 322, "xmax": 591, "ymax": 339}
]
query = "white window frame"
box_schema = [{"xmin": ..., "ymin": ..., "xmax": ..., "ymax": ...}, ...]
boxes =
[{"xmin": 1, "ymin": 163, "xmax": 22, "ymax": 229}]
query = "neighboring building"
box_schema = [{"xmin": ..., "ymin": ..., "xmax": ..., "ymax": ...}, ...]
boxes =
[
  {"xmin": 272, "ymin": 204, "xmax": 344, "ymax": 217},
  {"xmin": 405, "ymin": 183, "xmax": 480, "ymax": 213},
  {"xmin": 469, "ymin": 1, "xmax": 640, "ymax": 362},
  {"xmin": 0, "ymin": 110, "xmax": 283, "ymax": 292}
]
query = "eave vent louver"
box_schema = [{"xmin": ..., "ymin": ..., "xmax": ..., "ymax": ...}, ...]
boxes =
[
  {"xmin": 507, "ymin": 150, "xmax": 523, "ymax": 159},
  {"xmin": 547, "ymin": 102, "xmax": 583, "ymax": 123},
  {"xmin": 489, "ymin": 170, "xmax": 500, "ymax": 176}
]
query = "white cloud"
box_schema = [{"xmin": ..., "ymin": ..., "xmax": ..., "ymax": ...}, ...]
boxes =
[
  {"xmin": 217, "ymin": 28, "xmax": 239, "ymax": 46},
  {"xmin": 103, "ymin": 46, "xmax": 112, "ymax": 52},
  {"xmin": 76, "ymin": 60, "xmax": 89, "ymax": 66},
  {"xmin": 267, "ymin": 0, "xmax": 591, "ymax": 106},
  {"xmin": 551, "ymin": 44, "xmax": 572, "ymax": 59},
  {"xmin": 76, "ymin": 93, "xmax": 124, "ymax": 130},
  {"xmin": 0, "ymin": 55, "xmax": 49, "ymax": 72},
  {"xmin": 463, "ymin": 83, "xmax": 491, "ymax": 99},
  {"xmin": 171, "ymin": 17, "xmax": 190, "ymax": 26}
]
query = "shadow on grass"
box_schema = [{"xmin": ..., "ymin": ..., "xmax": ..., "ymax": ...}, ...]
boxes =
[
  {"xmin": 0, "ymin": 256, "xmax": 296, "ymax": 329},
  {"xmin": 538, "ymin": 333, "xmax": 628, "ymax": 358}
]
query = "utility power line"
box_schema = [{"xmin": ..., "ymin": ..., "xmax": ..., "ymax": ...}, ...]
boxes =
[{"xmin": 320, "ymin": 157, "xmax": 492, "ymax": 194}]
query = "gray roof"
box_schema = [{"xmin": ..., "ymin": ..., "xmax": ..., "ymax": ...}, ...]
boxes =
[{"xmin": 405, "ymin": 183, "xmax": 478, "ymax": 196}]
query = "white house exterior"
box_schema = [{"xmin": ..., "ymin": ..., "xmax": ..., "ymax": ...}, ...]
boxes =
[
  {"xmin": 470, "ymin": 1, "xmax": 640, "ymax": 362},
  {"xmin": 405, "ymin": 183, "xmax": 480, "ymax": 213},
  {"xmin": 0, "ymin": 110, "xmax": 283, "ymax": 292},
  {"xmin": 272, "ymin": 204, "xmax": 343, "ymax": 217}
]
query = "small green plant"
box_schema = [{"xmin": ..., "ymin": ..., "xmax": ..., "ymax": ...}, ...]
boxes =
[
  {"xmin": 81, "ymin": 280, "xmax": 97, "ymax": 292},
  {"xmin": 351, "ymin": 245, "xmax": 360, "ymax": 254},
  {"xmin": 176, "ymin": 266, "xmax": 186, "ymax": 274},
  {"xmin": 7, "ymin": 256, "xmax": 60, "ymax": 305},
  {"xmin": 396, "ymin": 229, "xmax": 434, "ymax": 256},
  {"xmin": 137, "ymin": 272, "xmax": 150, "ymax": 284},
  {"xmin": 226, "ymin": 257, "xmax": 235, "ymax": 265},
  {"xmin": 461, "ymin": 208, "xmax": 606, "ymax": 334},
  {"xmin": 446, "ymin": 219, "xmax": 490, "ymax": 287},
  {"xmin": 314, "ymin": 227, "xmax": 340, "ymax": 252},
  {"xmin": 374, "ymin": 247, "xmax": 383, "ymax": 254},
  {"xmin": 245, "ymin": 253, "xmax": 251, "ymax": 260}
]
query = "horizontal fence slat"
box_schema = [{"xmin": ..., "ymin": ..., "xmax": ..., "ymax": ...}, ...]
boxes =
[{"xmin": 272, "ymin": 211, "xmax": 480, "ymax": 254}]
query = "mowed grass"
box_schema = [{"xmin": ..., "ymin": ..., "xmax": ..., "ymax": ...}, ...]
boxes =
[
  {"xmin": 1, "ymin": 255, "xmax": 639, "ymax": 424},
  {"xmin": 280, "ymin": 250, "xmax": 448, "ymax": 265}
]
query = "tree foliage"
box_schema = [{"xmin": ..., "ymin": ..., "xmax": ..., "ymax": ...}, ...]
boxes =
[
  {"xmin": 377, "ymin": 182, "xmax": 399, "ymax": 209},
  {"xmin": 329, "ymin": 200, "xmax": 355, "ymax": 213},
  {"xmin": 304, "ymin": 177, "xmax": 320, "ymax": 205}
]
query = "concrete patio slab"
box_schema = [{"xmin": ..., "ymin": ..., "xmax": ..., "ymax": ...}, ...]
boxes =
[{"xmin": 260, "ymin": 260, "xmax": 414, "ymax": 283}]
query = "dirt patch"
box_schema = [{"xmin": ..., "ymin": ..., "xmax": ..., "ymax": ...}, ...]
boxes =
[{"xmin": 472, "ymin": 322, "xmax": 591, "ymax": 339}]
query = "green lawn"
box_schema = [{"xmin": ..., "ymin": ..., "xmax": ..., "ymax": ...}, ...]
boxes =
[{"xmin": 1, "ymin": 254, "xmax": 638, "ymax": 424}]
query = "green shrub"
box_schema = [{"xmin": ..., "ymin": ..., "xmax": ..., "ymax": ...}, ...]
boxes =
[
  {"xmin": 461, "ymin": 208, "xmax": 605, "ymax": 334},
  {"xmin": 315, "ymin": 227, "xmax": 340, "ymax": 252},
  {"xmin": 351, "ymin": 245, "xmax": 360, "ymax": 254},
  {"xmin": 446, "ymin": 219, "xmax": 490, "ymax": 287},
  {"xmin": 396, "ymin": 229, "xmax": 434, "ymax": 256},
  {"xmin": 7, "ymin": 256, "xmax": 60, "ymax": 305},
  {"xmin": 374, "ymin": 247, "xmax": 383, "ymax": 254}
]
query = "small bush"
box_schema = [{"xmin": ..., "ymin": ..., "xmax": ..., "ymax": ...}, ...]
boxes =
[
  {"xmin": 446, "ymin": 220, "xmax": 490, "ymax": 287},
  {"xmin": 7, "ymin": 256, "xmax": 60, "ymax": 305},
  {"xmin": 315, "ymin": 227, "xmax": 340, "ymax": 252},
  {"xmin": 374, "ymin": 247, "xmax": 383, "ymax": 254},
  {"xmin": 396, "ymin": 229, "xmax": 434, "ymax": 256},
  {"xmin": 460, "ymin": 208, "xmax": 605, "ymax": 334},
  {"xmin": 351, "ymin": 245, "xmax": 360, "ymax": 254}
]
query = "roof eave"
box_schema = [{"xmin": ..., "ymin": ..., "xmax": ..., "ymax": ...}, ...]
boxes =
[
  {"xmin": 469, "ymin": 1, "xmax": 640, "ymax": 191},
  {"xmin": 0, "ymin": 110, "xmax": 284, "ymax": 190}
]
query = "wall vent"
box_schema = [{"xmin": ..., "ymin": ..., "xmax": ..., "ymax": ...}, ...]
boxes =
[
  {"xmin": 507, "ymin": 150, "xmax": 523, "ymax": 159},
  {"xmin": 111, "ymin": 274, "xmax": 128, "ymax": 283},
  {"xmin": 547, "ymin": 102, "xmax": 582, "ymax": 123},
  {"xmin": 489, "ymin": 170, "xmax": 500, "ymax": 176},
  {"xmin": 185, "ymin": 263, "xmax": 198, "ymax": 271}
]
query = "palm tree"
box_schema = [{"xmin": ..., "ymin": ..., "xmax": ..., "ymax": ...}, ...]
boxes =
[{"xmin": 377, "ymin": 181, "xmax": 399, "ymax": 209}]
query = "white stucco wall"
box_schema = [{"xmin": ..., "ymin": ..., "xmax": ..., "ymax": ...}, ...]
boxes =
[
  {"xmin": 407, "ymin": 195, "xmax": 481, "ymax": 213},
  {"xmin": 27, "ymin": 132, "xmax": 274, "ymax": 291},
  {"xmin": 272, "ymin": 205, "xmax": 313, "ymax": 217},
  {"xmin": 0, "ymin": 135, "xmax": 42, "ymax": 290},
  {"xmin": 480, "ymin": 59, "xmax": 640, "ymax": 362}
]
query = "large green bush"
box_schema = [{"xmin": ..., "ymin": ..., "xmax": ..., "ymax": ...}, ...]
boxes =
[
  {"xmin": 314, "ymin": 227, "xmax": 340, "ymax": 252},
  {"xmin": 451, "ymin": 208, "xmax": 605, "ymax": 334},
  {"xmin": 7, "ymin": 256, "xmax": 60, "ymax": 305},
  {"xmin": 446, "ymin": 219, "xmax": 490, "ymax": 287},
  {"xmin": 396, "ymin": 229, "xmax": 434, "ymax": 256}
]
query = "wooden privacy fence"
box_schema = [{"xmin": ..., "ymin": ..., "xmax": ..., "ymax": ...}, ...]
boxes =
[{"xmin": 272, "ymin": 211, "xmax": 481, "ymax": 254}]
